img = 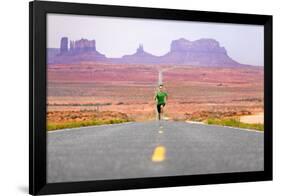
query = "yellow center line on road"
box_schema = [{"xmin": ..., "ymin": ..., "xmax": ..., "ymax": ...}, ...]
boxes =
[{"xmin": 151, "ymin": 145, "xmax": 166, "ymax": 162}]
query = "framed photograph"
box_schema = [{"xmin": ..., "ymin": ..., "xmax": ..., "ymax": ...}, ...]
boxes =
[{"xmin": 29, "ymin": 1, "xmax": 272, "ymax": 195}]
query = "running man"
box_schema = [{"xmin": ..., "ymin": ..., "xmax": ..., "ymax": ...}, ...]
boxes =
[{"xmin": 154, "ymin": 84, "xmax": 168, "ymax": 120}]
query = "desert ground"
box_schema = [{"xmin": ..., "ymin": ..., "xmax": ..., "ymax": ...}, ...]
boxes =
[{"xmin": 47, "ymin": 62, "xmax": 264, "ymax": 129}]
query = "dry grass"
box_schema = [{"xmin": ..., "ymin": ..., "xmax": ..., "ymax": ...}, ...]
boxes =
[
  {"xmin": 47, "ymin": 110, "xmax": 131, "ymax": 131},
  {"xmin": 207, "ymin": 118, "xmax": 264, "ymax": 131}
]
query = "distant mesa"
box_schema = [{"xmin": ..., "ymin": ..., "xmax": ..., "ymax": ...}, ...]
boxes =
[
  {"xmin": 121, "ymin": 44, "xmax": 159, "ymax": 64},
  {"xmin": 160, "ymin": 38, "xmax": 240, "ymax": 66},
  {"xmin": 69, "ymin": 39, "xmax": 96, "ymax": 53},
  {"xmin": 170, "ymin": 38, "xmax": 226, "ymax": 54},
  {"xmin": 48, "ymin": 37, "xmax": 244, "ymax": 67},
  {"xmin": 48, "ymin": 37, "xmax": 106, "ymax": 64},
  {"xmin": 60, "ymin": 37, "xmax": 68, "ymax": 54},
  {"xmin": 60, "ymin": 37, "xmax": 96, "ymax": 54}
]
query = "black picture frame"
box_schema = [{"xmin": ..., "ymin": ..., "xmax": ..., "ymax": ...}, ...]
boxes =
[{"xmin": 29, "ymin": 0, "xmax": 273, "ymax": 195}]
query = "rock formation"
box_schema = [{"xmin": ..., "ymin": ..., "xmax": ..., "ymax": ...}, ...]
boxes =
[
  {"xmin": 60, "ymin": 37, "xmax": 68, "ymax": 54},
  {"xmin": 160, "ymin": 38, "xmax": 240, "ymax": 66},
  {"xmin": 121, "ymin": 44, "xmax": 159, "ymax": 64},
  {"xmin": 48, "ymin": 37, "xmax": 106, "ymax": 64},
  {"xmin": 48, "ymin": 37, "xmax": 245, "ymax": 67},
  {"xmin": 69, "ymin": 39, "xmax": 96, "ymax": 53}
]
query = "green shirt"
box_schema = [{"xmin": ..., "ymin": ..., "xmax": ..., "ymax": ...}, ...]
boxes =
[{"xmin": 156, "ymin": 91, "xmax": 168, "ymax": 104}]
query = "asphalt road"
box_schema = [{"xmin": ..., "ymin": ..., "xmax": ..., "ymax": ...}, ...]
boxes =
[{"xmin": 47, "ymin": 121, "xmax": 264, "ymax": 183}]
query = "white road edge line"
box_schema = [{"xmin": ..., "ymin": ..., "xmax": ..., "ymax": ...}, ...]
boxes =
[
  {"xmin": 48, "ymin": 122, "xmax": 134, "ymax": 133},
  {"xmin": 185, "ymin": 120, "xmax": 204, "ymax": 124},
  {"xmin": 185, "ymin": 121, "xmax": 263, "ymax": 133}
]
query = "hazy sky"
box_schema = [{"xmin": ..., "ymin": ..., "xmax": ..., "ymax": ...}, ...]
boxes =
[{"xmin": 47, "ymin": 13, "xmax": 264, "ymax": 66}]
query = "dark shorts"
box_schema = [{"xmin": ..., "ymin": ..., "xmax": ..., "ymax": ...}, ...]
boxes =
[{"xmin": 157, "ymin": 103, "xmax": 165, "ymax": 113}]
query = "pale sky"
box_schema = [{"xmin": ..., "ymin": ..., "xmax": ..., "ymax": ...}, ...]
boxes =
[{"xmin": 47, "ymin": 13, "xmax": 264, "ymax": 66}]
